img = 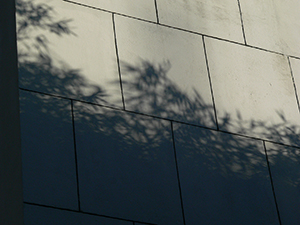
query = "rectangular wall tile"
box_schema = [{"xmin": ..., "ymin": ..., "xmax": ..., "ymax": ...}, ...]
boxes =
[
  {"xmin": 67, "ymin": 0, "xmax": 157, "ymax": 22},
  {"xmin": 18, "ymin": 1, "xmax": 300, "ymax": 225},
  {"xmin": 115, "ymin": 15, "xmax": 216, "ymax": 129},
  {"xmin": 156, "ymin": 0, "xmax": 244, "ymax": 43},
  {"xmin": 173, "ymin": 123, "xmax": 279, "ymax": 225},
  {"xmin": 240, "ymin": 0, "xmax": 300, "ymax": 57},
  {"xmin": 74, "ymin": 102, "xmax": 184, "ymax": 225},
  {"xmin": 17, "ymin": 0, "xmax": 122, "ymax": 107},
  {"xmin": 24, "ymin": 204, "xmax": 132, "ymax": 225},
  {"xmin": 205, "ymin": 37, "xmax": 300, "ymax": 145},
  {"xmin": 265, "ymin": 142, "xmax": 300, "ymax": 225},
  {"xmin": 20, "ymin": 90, "xmax": 78, "ymax": 210}
]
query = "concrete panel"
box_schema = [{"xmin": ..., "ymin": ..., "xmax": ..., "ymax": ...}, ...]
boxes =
[
  {"xmin": 240, "ymin": 0, "xmax": 300, "ymax": 57},
  {"xmin": 17, "ymin": 0, "xmax": 122, "ymax": 107},
  {"xmin": 20, "ymin": 90, "xmax": 78, "ymax": 210},
  {"xmin": 67, "ymin": 0, "xmax": 156, "ymax": 22},
  {"xmin": 265, "ymin": 142, "xmax": 300, "ymax": 225},
  {"xmin": 156, "ymin": 0, "xmax": 244, "ymax": 43},
  {"xmin": 115, "ymin": 15, "xmax": 216, "ymax": 129},
  {"xmin": 205, "ymin": 37, "xmax": 300, "ymax": 145},
  {"xmin": 24, "ymin": 204, "xmax": 132, "ymax": 225},
  {"xmin": 74, "ymin": 102, "xmax": 183, "ymax": 225},
  {"xmin": 173, "ymin": 123, "xmax": 279, "ymax": 225}
]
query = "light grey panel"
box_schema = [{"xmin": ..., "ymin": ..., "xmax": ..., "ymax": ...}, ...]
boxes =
[
  {"xmin": 240, "ymin": 0, "xmax": 300, "ymax": 57},
  {"xmin": 205, "ymin": 37, "xmax": 300, "ymax": 146},
  {"xmin": 67, "ymin": 0, "xmax": 157, "ymax": 22},
  {"xmin": 157, "ymin": 0, "xmax": 244, "ymax": 43},
  {"xmin": 17, "ymin": 0, "xmax": 122, "ymax": 107},
  {"xmin": 115, "ymin": 15, "xmax": 216, "ymax": 129}
]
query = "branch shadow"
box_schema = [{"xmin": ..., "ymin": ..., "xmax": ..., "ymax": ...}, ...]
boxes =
[
  {"xmin": 18, "ymin": 0, "xmax": 300, "ymax": 224},
  {"xmin": 17, "ymin": 0, "xmax": 112, "ymax": 106}
]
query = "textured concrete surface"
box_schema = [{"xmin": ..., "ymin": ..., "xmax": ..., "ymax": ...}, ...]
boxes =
[
  {"xmin": 205, "ymin": 37, "xmax": 300, "ymax": 144},
  {"xmin": 174, "ymin": 123, "xmax": 279, "ymax": 225},
  {"xmin": 266, "ymin": 142, "xmax": 300, "ymax": 225},
  {"xmin": 18, "ymin": 0, "xmax": 123, "ymax": 107},
  {"xmin": 20, "ymin": 91, "xmax": 78, "ymax": 210},
  {"xmin": 74, "ymin": 102, "xmax": 183, "ymax": 225},
  {"xmin": 115, "ymin": 15, "xmax": 216, "ymax": 128},
  {"xmin": 157, "ymin": 0, "xmax": 244, "ymax": 43},
  {"xmin": 240, "ymin": 0, "xmax": 300, "ymax": 57},
  {"xmin": 67, "ymin": 0, "xmax": 157, "ymax": 22},
  {"xmin": 17, "ymin": 0, "xmax": 300, "ymax": 224}
]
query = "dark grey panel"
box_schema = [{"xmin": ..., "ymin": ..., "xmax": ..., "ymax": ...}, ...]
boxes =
[
  {"xmin": 74, "ymin": 102, "xmax": 183, "ymax": 225},
  {"xmin": 265, "ymin": 142, "xmax": 300, "ymax": 225},
  {"xmin": 20, "ymin": 90, "xmax": 78, "ymax": 210},
  {"xmin": 174, "ymin": 123, "xmax": 279, "ymax": 225}
]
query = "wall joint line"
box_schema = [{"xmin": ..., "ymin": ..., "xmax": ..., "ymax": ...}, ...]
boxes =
[{"xmin": 263, "ymin": 141, "xmax": 282, "ymax": 225}]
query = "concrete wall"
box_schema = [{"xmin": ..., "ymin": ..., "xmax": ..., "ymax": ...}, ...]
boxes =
[{"xmin": 17, "ymin": 0, "xmax": 300, "ymax": 224}]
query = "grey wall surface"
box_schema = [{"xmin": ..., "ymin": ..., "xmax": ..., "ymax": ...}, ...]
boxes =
[{"xmin": 17, "ymin": 0, "xmax": 300, "ymax": 224}]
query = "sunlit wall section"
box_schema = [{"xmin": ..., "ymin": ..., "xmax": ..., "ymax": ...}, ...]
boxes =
[{"xmin": 18, "ymin": 0, "xmax": 300, "ymax": 224}]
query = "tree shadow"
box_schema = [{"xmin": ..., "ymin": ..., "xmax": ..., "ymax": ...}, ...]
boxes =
[
  {"xmin": 120, "ymin": 60, "xmax": 216, "ymax": 128},
  {"xmin": 18, "ymin": 0, "xmax": 300, "ymax": 225},
  {"xmin": 17, "ymin": 0, "xmax": 111, "ymax": 106}
]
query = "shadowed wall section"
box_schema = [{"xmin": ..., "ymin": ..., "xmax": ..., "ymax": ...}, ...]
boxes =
[
  {"xmin": 18, "ymin": 0, "xmax": 300, "ymax": 224},
  {"xmin": 0, "ymin": 1, "xmax": 23, "ymax": 224}
]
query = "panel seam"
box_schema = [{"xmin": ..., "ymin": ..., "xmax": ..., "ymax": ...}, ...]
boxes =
[
  {"xmin": 237, "ymin": 0, "xmax": 247, "ymax": 45},
  {"xmin": 287, "ymin": 56, "xmax": 300, "ymax": 114},
  {"xmin": 263, "ymin": 141, "xmax": 282, "ymax": 225},
  {"xmin": 63, "ymin": 0, "xmax": 300, "ymax": 58},
  {"xmin": 71, "ymin": 100, "xmax": 81, "ymax": 211},
  {"xmin": 24, "ymin": 201, "xmax": 157, "ymax": 224},
  {"xmin": 112, "ymin": 13, "xmax": 126, "ymax": 110},
  {"xmin": 154, "ymin": 0, "xmax": 160, "ymax": 24},
  {"xmin": 19, "ymin": 88, "xmax": 300, "ymax": 150},
  {"xmin": 171, "ymin": 121, "xmax": 186, "ymax": 225},
  {"xmin": 202, "ymin": 36, "xmax": 219, "ymax": 130}
]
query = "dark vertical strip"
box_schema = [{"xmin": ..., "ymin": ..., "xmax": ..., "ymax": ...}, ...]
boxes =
[
  {"xmin": 0, "ymin": 1, "xmax": 23, "ymax": 224},
  {"xmin": 71, "ymin": 100, "xmax": 81, "ymax": 211},
  {"xmin": 202, "ymin": 36, "xmax": 219, "ymax": 130},
  {"xmin": 154, "ymin": 0, "xmax": 160, "ymax": 24},
  {"xmin": 287, "ymin": 56, "xmax": 300, "ymax": 113},
  {"xmin": 171, "ymin": 121, "xmax": 186, "ymax": 225},
  {"xmin": 237, "ymin": 0, "xmax": 247, "ymax": 45},
  {"xmin": 112, "ymin": 13, "xmax": 126, "ymax": 110},
  {"xmin": 263, "ymin": 141, "xmax": 282, "ymax": 225}
]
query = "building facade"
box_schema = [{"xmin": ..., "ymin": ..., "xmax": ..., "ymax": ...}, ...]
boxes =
[{"xmin": 14, "ymin": 0, "xmax": 300, "ymax": 224}]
